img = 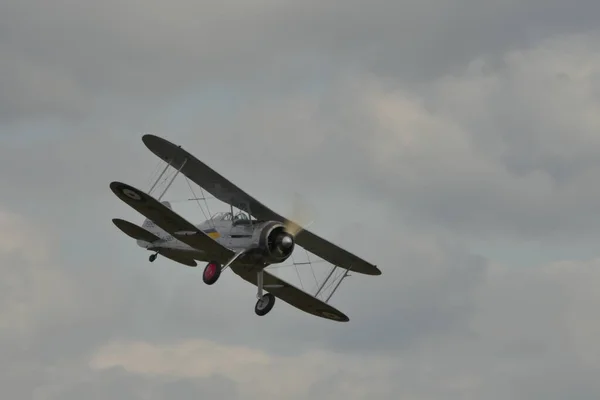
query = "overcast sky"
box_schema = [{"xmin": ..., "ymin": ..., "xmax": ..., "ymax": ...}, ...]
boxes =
[{"xmin": 3, "ymin": 1, "xmax": 600, "ymax": 399}]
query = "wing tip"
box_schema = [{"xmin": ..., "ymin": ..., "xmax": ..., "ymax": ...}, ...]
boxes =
[
  {"xmin": 142, "ymin": 134, "xmax": 179, "ymax": 152},
  {"xmin": 141, "ymin": 133, "xmax": 157, "ymax": 145},
  {"xmin": 353, "ymin": 264, "xmax": 382, "ymax": 276},
  {"xmin": 335, "ymin": 314, "xmax": 350, "ymax": 322},
  {"xmin": 111, "ymin": 217, "xmax": 130, "ymax": 229},
  {"xmin": 109, "ymin": 180, "xmax": 133, "ymax": 194},
  {"xmin": 316, "ymin": 308, "xmax": 350, "ymax": 322}
]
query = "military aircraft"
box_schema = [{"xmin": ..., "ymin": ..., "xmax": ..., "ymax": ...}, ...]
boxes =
[{"xmin": 110, "ymin": 134, "xmax": 381, "ymax": 322}]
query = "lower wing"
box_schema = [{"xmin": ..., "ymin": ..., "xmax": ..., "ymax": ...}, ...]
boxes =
[
  {"xmin": 154, "ymin": 248, "xmax": 198, "ymax": 267},
  {"xmin": 110, "ymin": 181, "xmax": 234, "ymax": 263},
  {"xmin": 233, "ymin": 268, "xmax": 349, "ymax": 322}
]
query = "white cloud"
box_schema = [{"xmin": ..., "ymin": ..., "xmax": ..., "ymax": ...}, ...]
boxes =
[
  {"xmin": 0, "ymin": 207, "xmax": 78, "ymax": 339},
  {"xmin": 84, "ymin": 254, "xmax": 600, "ymax": 399},
  {"xmin": 326, "ymin": 32, "xmax": 600, "ymax": 242},
  {"xmin": 90, "ymin": 338, "xmax": 397, "ymax": 400}
]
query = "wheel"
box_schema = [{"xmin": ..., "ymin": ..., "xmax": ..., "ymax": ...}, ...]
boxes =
[
  {"xmin": 255, "ymin": 293, "xmax": 275, "ymax": 316},
  {"xmin": 149, "ymin": 253, "xmax": 157, "ymax": 262},
  {"xmin": 202, "ymin": 261, "xmax": 221, "ymax": 285}
]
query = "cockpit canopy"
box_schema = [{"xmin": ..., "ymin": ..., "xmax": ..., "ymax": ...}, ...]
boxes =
[{"xmin": 211, "ymin": 211, "xmax": 252, "ymax": 222}]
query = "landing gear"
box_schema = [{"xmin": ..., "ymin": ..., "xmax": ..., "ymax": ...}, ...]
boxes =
[
  {"xmin": 201, "ymin": 251, "xmax": 244, "ymax": 286},
  {"xmin": 255, "ymin": 293, "xmax": 275, "ymax": 316},
  {"xmin": 149, "ymin": 253, "xmax": 158, "ymax": 262},
  {"xmin": 254, "ymin": 269, "xmax": 276, "ymax": 316},
  {"xmin": 202, "ymin": 261, "xmax": 222, "ymax": 285}
]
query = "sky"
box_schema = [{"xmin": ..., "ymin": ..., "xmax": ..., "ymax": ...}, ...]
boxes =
[{"xmin": 2, "ymin": 0, "xmax": 600, "ymax": 398}]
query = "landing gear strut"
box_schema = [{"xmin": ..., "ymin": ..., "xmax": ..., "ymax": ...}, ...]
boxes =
[
  {"xmin": 203, "ymin": 261, "xmax": 222, "ymax": 285},
  {"xmin": 254, "ymin": 270, "xmax": 275, "ymax": 316},
  {"xmin": 149, "ymin": 253, "xmax": 158, "ymax": 262}
]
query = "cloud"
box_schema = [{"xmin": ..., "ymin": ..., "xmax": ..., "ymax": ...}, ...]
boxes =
[
  {"xmin": 82, "ymin": 255, "xmax": 600, "ymax": 400},
  {"xmin": 212, "ymin": 32, "xmax": 600, "ymax": 243},
  {"xmin": 0, "ymin": 198, "xmax": 487, "ymax": 399},
  {"xmin": 90, "ymin": 338, "xmax": 398, "ymax": 400},
  {"xmin": 0, "ymin": 208, "xmax": 77, "ymax": 340},
  {"xmin": 5, "ymin": 5, "xmax": 600, "ymax": 247},
  {"xmin": 4, "ymin": 0, "xmax": 600, "ymax": 125},
  {"xmin": 366, "ymin": 33, "xmax": 600, "ymax": 242},
  {"xmin": 3, "ymin": 1, "xmax": 600, "ymax": 399}
]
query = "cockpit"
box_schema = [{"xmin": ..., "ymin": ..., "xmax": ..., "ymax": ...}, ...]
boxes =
[
  {"xmin": 211, "ymin": 211, "xmax": 232, "ymax": 221},
  {"xmin": 210, "ymin": 211, "xmax": 252, "ymax": 224}
]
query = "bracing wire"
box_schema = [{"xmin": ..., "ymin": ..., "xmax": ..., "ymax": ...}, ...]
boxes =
[
  {"xmin": 199, "ymin": 186, "xmax": 215, "ymax": 228},
  {"xmin": 167, "ymin": 196, "xmax": 216, "ymax": 203},
  {"xmin": 183, "ymin": 176, "xmax": 216, "ymax": 229},
  {"xmin": 146, "ymin": 160, "xmax": 163, "ymax": 192},
  {"xmin": 266, "ymin": 253, "xmax": 344, "ymax": 299},
  {"xmin": 268, "ymin": 259, "xmax": 328, "ymax": 270},
  {"xmin": 184, "ymin": 176, "xmax": 209, "ymax": 222},
  {"xmin": 305, "ymin": 249, "xmax": 320, "ymax": 289},
  {"xmin": 291, "ymin": 253, "xmax": 304, "ymax": 290}
]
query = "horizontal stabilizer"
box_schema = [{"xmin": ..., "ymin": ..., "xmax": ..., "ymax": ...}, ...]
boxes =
[{"xmin": 112, "ymin": 218, "xmax": 160, "ymax": 243}]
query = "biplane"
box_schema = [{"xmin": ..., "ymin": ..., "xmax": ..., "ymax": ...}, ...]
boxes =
[{"xmin": 110, "ymin": 134, "xmax": 381, "ymax": 322}]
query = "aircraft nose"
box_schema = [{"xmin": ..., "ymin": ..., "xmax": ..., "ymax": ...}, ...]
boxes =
[{"xmin": 280, "ymin": 234, "xmax": 293, "ymax": 248}]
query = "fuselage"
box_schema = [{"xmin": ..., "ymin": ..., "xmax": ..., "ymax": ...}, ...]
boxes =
[{"xmin": 137, "ymin": 211, "xmax": 295, "ymax": 269}]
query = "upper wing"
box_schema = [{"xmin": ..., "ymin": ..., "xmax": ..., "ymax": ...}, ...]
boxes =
[
  {"xmin": 110, "ymin": 181, "xmax": 234, "ymax": 263},
  {"xmin": 142, "ymin": 134, "xmax": 381, "ymax": 276},
  {"xmin": 233, "ymin": 268, "xmax": 349, "ymax": 322}
]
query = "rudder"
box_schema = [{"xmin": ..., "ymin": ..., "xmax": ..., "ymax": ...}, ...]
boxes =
[{"xmin": 141, "ymin": 201, "xmax": 172, "ymax": 236}]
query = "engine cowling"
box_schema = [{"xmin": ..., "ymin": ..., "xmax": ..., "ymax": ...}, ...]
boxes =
[{"xmin": 251, "ymin": 221, "xmax": 295, "ymax": 264}]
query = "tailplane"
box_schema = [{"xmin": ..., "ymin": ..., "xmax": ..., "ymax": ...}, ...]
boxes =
[
  {"xmin": 113, "ymin": 201, "xmax": 172, "ymax": 247},
  {"xmin": 140, "ymin": 201, "xmax": 171, "ymax": 239},
  {"xmin": 112, "ymin": 218, "xmax": 160, "ymax": 244}
]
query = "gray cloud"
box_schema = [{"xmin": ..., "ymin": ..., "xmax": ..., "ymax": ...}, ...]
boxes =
[
  {"xmin": 3, "ymin": 0, "xmax": 600, "ymax": 398},
  {"xmin": 3, "ymin": 0, "xmax": 600, "ymax": 124}
]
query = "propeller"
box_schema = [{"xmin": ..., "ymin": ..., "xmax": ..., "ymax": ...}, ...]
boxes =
[
  {"xmin": 282, "ymin": 192, "xmax": 316, "ymax": 238},
  {"xmin": 268, "ymin": 192, "xmax": 316, "ymax": 256}
]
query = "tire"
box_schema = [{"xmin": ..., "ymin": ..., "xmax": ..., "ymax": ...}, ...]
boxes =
[
  {"xmin": 202, "ymin": 261, "xmax": 221, "ymax": 285},
  {"xmin": 255, "ymin": 293, "xmax": 275, "ymax": 316}
]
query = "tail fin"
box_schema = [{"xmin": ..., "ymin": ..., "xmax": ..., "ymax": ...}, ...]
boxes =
[{"xmin": 141, "ymin": 201, "xmax": 172, "ymax": 238}]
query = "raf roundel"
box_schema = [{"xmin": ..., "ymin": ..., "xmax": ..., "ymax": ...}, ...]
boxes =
[{"xmin": 122, "ymin": 188, "xmax": 142, "ymax": 201}]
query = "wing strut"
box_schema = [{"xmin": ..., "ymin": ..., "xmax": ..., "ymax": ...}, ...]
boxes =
[
  {"xmin": 158, "ymin": 158, "xmax": 187, "ymax": 201},
  {"xmin": 148, "ymin": 159, "xmax": 172, "ymax": 195},
  {"xmin": 326, "ymin": 266, "xmax": 351, "ymax": 302},
  {"xmin": 312, "ymin": 264, "xmax": 352, "ymax": 303},
  {"xmin": 315, "ymin": 265, "xmax": 337, "ymax": 298}
]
